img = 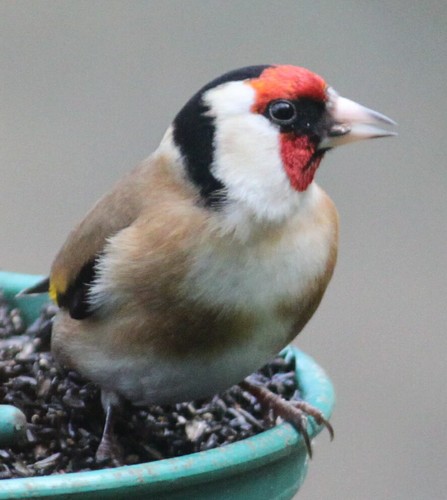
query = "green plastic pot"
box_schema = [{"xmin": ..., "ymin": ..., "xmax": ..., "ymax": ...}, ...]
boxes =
[{"xmin": 0, "ymin": 271, "xmax": 335, "ymax": 499}]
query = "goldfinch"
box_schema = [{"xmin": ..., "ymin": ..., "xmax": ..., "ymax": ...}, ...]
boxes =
[{"xmin": 39, "ymin": 65, "xmax": 395, "ymax": 459}]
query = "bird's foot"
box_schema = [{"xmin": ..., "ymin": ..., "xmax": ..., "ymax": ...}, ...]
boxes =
[
  {"xmin": 96, "ymin": 430, "xmax": 124, "ymax": 466},
  {"xmin": 240, "ymin": 378, "xmax": 334, "ymax": 458},
  {"xmin": 96, "ymin": 391, "xmax": 124, "ymax": 466}
]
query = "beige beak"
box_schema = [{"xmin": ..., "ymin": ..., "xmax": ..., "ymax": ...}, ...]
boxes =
[{"xmin": 318, "ymin": 88, "xmax": 397, "ymax": 150}]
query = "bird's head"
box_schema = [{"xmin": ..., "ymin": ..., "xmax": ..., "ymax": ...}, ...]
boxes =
[{"xmin": 168, "ymin": 65, "xmax": 395, "ymax": 224}]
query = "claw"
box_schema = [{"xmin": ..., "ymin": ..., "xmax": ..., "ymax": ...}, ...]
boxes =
[
  {"xmin": 290, "ymin": 399, "xmax": 334, "ymax": 441},
  {"xmin": 297, "ymin": 413, "xmax": 312, "ymax": 459},
  {"xmin": 240, "ymin": 378, "xmax": 333, "ymax": 458}
]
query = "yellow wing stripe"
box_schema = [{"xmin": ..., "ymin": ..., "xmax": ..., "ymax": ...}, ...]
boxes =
[{"xmin": 49, "ymin": 272, "xmax": 67, "ymax": 304}]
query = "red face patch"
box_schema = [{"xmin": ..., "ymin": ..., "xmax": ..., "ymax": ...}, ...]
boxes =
[
  {"xmin": 280, "ymin": 134, "xmax": 323, "ymax": 191},
  {"xmin": 249, "ymin": 65, "xmax": 328, "ymax": 191},
  {"xmin": 249, "ymin": 65, "xmax": 327, "ymax": 114}
]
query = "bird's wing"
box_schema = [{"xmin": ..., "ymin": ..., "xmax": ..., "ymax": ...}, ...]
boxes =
[{"xmin": 49, "ymin": 161, "xmax": 153, "ymax": 320}]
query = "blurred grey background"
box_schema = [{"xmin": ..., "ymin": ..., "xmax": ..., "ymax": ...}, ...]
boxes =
[{"xmin": 1, "ymin": 1, "xmax": 446, "ymax": 498}]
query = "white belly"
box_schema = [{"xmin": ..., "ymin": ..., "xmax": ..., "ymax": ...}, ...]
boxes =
[{"xmin": 91, "ymin": 311, "xmax": 293, "ymax": 405}]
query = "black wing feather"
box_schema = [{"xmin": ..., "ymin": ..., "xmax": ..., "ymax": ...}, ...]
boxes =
[{"xmin": 57, "ymin": 258, "xmax": 98, "ymax": 320}]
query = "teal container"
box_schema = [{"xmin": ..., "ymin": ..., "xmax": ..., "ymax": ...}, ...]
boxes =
[{"xmin": 0, "ymin": 271, "xmax": 335, "ymax": 499}]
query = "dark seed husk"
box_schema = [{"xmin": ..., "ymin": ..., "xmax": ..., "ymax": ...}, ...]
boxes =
[{"xmin": 0, "ymin": 295, "xmax": 301, "ymax": 478}]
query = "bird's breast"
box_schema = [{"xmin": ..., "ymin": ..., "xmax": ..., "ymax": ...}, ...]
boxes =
[{"xmin": 184, "ymin": 188, "xmax": 337, "ymax": 322}]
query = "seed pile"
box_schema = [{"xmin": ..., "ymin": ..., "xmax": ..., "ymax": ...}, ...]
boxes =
[{"xmin": 0, "ymin": 295, "xmax": 301, "ymax": 479}]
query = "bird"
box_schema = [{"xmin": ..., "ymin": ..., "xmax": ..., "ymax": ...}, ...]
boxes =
[{"xmin": 27, "ymin": 65, "xmax": 396, "ymax": 460}]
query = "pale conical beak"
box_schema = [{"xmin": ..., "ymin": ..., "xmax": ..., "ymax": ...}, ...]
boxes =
[{"xmin": 318, "ymin": 88, "xmax": 397, "ymax": 150}]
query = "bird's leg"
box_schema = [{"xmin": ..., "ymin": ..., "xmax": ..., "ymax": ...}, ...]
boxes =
[
  {"xmin": 240, "ymin": 378, "xmax": 334, "ymax": 458},
  {"xmin": 95, "ymin": 390, "xmax": 124, "ymax": 465}
]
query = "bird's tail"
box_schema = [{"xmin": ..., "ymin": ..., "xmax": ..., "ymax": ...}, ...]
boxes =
[{"xmin": 16, "ymin": 277, "xmax": 50, "ymax": 297}]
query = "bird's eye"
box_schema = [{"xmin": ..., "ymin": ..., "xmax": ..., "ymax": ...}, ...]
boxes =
[{"xmin": 268, "ymin": 100, "xmax": 297, "ymax": 125}]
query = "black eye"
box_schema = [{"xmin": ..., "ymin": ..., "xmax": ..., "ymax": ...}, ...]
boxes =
[{"xmin": 268, "ymin": 100, "xmax": 297, "ymax": 125}]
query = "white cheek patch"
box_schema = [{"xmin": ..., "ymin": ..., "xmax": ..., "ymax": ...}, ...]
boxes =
[
  {"xmin": 213, "ymin": 115, "xmax": 293, "ymax": 213},
  {"xmin": 203, "ymin": 81, "xmax": 255, "ymax": 117},
  {"xmin": 203, "ymin": 81, "xmax": 305, "ymax": 226}
]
